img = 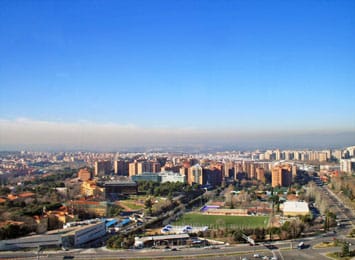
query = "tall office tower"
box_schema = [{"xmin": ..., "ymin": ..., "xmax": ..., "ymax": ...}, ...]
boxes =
[
  {"xmin": 271, "ymin": 165, "xmax": 292, "ymax": 187},
  {"xmin": 151, "ymin": 162, "xmax": 161, "ymax": 173},
  {"xmin": 114, "ymin": 160, "xmax": 128, "ymax": 176},
  {"xmin": 188, "ymin": 164, "xmax": 203, "ymax": 185},
  {"xmin": 275, "ymin": 150, "xmax": 281, "ymax": 161},
  {"xmin": 94, "ymin": 161, "xmax": 112, "ymax": 176},
  {"xmin": 256, "ymin": 167, "xmax": 265, "ymax": 183},
  {"xmin": 128, "ymin": 161, "xmax": 138, "ymax": 177},
  {"xmin": 137, "ymin": 161, "xmax": 152, "ymax": 174}
]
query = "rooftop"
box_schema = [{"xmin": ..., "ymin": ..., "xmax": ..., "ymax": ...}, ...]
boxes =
[
  {"xmin": 282, "ymin": 201, "xmax": 309, "ymax": 213},
  {"xmin": 135, "ymin": 234, "xmax": 190, "ymax": 243}
]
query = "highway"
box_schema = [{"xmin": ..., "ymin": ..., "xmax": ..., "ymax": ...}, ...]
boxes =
[{"xmin": 1, "ymin": 231, "xmax": 354, "ymax": 260}]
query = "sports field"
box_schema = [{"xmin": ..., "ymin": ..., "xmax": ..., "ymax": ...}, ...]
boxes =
[
  {"xmin": 174, "ymin": 213, "xmax": 269, "ymax": 229},
  {"xmin": 118, "ymin": 200, "xmax": 144, "ymax": 210}
]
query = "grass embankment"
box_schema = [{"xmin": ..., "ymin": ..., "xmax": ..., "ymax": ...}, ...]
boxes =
[
  {"xmin": 326, "ymin": 252, "xmax": 353, "ymax": 260},
  {"xmin": 313, "ymin": 241, "xmax": 339, "ymax": 249},
  {"xmin": 173, "ymin": 213, "xmax": 269, "ymax": 228},
  {"xmin": 118, "ymin": 200, "xmax": 144, "ymax": 210}
]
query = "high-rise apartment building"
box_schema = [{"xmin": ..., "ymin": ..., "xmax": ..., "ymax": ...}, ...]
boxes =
[
  {"xmin": 318, "ymin": 152, "xmax": 328, "ymax": 162},
  {"xmin": 271, "ymin": 165, "xmax": 292, "ymax": 187},
  {"xmin": 340, "ymin": 159, "xmax": 355, "ymax": 173},
  {"xmin": 128, "ymin": 162, "xmax": 138, "ymax": 177},
  {"xmin": 151, "ymin": 162, "xmax": 161, "ymax": 173},
  {"xmin": 203, "ymin": 168, "xmax": 222, "ymax": 187},
  {"xmin": 249, "ymin": 163, "xmax": 256, "ymax": 179},
  {"xmin": 332, "ymin": 150, "xmax": 342, "ymax": 160},
  {"xmin": 180, "ymin": 166, "xmax": 189, "ymax": 183},
  {"xmin": 224, "ymin": 162, "xmax": 234, "ymax": 178},
  {"xmin": 294, "ymin": 151, "xmax": 301, "ymax": 161},
  {"xmin": 94, "ymin": 161, "xmax": 111, "ymax": 176},
  {"xmin": 188, "ymin": 164, "xmax": 203, "ymax": 185},
  {"xmin": 256, "ymin": 167, "xmax": 265, "ymax": 183},
  {"xmin": 292, "ymin": 165, "xmax": 297, "ymax": 178},
  {"xmin": 137, "ymin": 161, "xmax": 152, "ymax": 174},
  {"xmin": 114, "ymin": 160, "xmax": 129, "ymax": 176}
]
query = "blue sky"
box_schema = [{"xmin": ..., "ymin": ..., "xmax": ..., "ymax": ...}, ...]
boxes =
[{"xmin": 0, "ymin": 0, "xmax": 354, "ymax": 149}]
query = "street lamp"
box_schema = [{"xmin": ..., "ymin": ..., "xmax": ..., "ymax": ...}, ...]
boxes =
[{"xmin": 37, "ymin": 246, "xmax": 42, "ymax": 260}]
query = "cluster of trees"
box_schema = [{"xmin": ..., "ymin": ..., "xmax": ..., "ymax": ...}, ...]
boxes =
[
  {"xmin": 107, "ymin": 204, "xmax": 123, "ymax": 218},
  {"xmin": 224, "ymin": 185, "xmax": 253, "ymax": 209},
  {"xmin": 106, "ymin": 234, "xmax": 135, "ymax": 249},
  {"xmin": 148, "ymin": 198, "xmax": 180, "ymax": 217},
  {"xmin": 0, "ymin": 199, "xmax": 63, "ymax": 239},
  {"xmin": 138, "ymin": 181, "xmax": 188, "ymax": 197},
  {"xmin": 331, "ymin": 175, "xmax": 355, "ymax": 201},
  {"xmin": 196, "ymin": 220, "xmax": 304, "ymax": 243},
  {"xmin": 305, "ymin": 182, "xmax": 331, "ymax": 215},
  {"xmin": 0, "ymin": 223, "xmax": 34, "ymax": 240},
  {"xmin": 23, "ymin": 168, "xmax": 77, "ymax": 187}
]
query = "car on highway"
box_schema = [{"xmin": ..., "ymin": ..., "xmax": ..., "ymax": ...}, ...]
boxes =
[
  {"xmin": 253, "ymin": 253, "xmax": 261, "ymax": 258},
  {"xmin": 297, "ymin": 241, "xmax": 305, "ymax": 249}
]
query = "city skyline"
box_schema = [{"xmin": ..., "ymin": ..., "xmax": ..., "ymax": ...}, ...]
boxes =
[{"xmin": 1, "ymin": 1, "xmax": 355, "ymax": 150}]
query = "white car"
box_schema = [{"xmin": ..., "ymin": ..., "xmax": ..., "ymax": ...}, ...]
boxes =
[{"xmin": 253, "ymin": 254, "xmax": 261, "ymax": 258}]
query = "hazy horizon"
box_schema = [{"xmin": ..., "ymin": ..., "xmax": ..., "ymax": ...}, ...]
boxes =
[{"xmin": 0, "ymin": 118, "xmax": 354, "ymax": 152}]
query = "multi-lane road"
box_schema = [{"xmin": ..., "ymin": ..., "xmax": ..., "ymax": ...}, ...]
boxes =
[
  {"xmin": 1, "ymin": 232, "xmax": 354, "ymax": 260},
  {"xmin": 321, "ymin": 185, "xmax": 355, "ymax": 227}
]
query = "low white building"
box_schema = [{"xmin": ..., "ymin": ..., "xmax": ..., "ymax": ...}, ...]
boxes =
[
  {"xmin": 282, "ymin": 201, "xmax": 309, "ymax": 216},
  {"xmin": 159, "ymin": 171, "xmax": 186, "ymax": 183},
  {"xmin": 134, "ymin": 234, "xmax": 190, "ymax": 248}
]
